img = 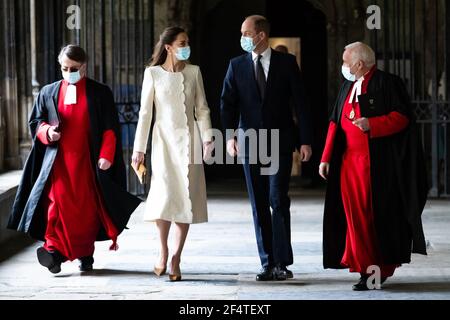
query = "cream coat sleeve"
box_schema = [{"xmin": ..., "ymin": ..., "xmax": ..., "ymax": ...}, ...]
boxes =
[
  {"xmin": 133, "ymin": 67, "xmax": 155, "ymax": 153},
  {"xmin": 194, "ymin": 66, "xmax": 213, "ymax": 143}
]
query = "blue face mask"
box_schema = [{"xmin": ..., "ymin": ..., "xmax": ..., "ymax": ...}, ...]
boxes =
[
  {"xmin": 240, "ymin": 36, "xmax": 256, "ymax": 53},
  {"xmin": 175, "ymin": 46, "xmax": 191, "ymax": 61},
  {"xmin": 240, "ymin": 34, "xmax": 262, "ymax": 53},
  {"xmin": 63, "ymin": 70, "xmax": 82, "ymax": 84}
]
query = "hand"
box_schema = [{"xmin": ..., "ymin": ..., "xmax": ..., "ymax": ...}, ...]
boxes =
[
  {"xmin": 299, "ymin": 145, "xmax": 312, "ymax": 162},
  {"xmin": 226, "ymin": 139, "xmax": 239, "ymax": 157},
  {"xmin": 203, "ymin": 141, "xmax": 215, "ymax": 161},
  {"xmin": 98, "ymin": 158, "xmax": 112, "ymax": 170},
  {"xmin": 352, "ymin": 117, "xmax": 370, "ymax": 132},
  {"xmin": 132, "ymin": 151, "xmax": 145, "ymax": 168},
  {"xmin": 319, "ymin": 162, "xmax": 330, "ymax": 180},
  {"xmin": 48, "ymin": 126, "xmax": 61, "ymax": 142}
]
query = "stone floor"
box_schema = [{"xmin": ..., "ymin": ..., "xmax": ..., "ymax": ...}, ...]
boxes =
[{"xmin": 0, "ymin": 180, "xmax": 449, "ymax": 300}]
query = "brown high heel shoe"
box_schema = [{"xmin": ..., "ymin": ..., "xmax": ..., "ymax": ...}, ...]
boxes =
[
  {"xmin": 153, "ymin": 265, "xmax": 167, "ymax": 276},
  {"xmin": 169, "ymin": 261, "xmax": 182, "ymax": 281},
  {"xmin": 169, "ymin": 271, "xmax": 182, "ymax": 281}
]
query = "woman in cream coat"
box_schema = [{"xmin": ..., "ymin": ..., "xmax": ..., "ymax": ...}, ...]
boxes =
[{"xmin": 132, "ymin": 27, "xmax": 214, "ymax": 281}]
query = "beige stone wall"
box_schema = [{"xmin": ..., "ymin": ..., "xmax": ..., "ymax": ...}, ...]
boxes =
[{"xmin": 154, "ymin": 0, "xmax": 194, "ymax": 43}]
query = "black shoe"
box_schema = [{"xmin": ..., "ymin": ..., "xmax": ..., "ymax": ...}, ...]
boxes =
[
  {"xmin": 273, "ymin": 266, "xmax": 288, "ymax": 281},
  {"xmin": 256, "ymin": 267, "xmax": 274, "ymax": 281},
  {"xmin": 353, "ymin": 275, "xmax": 388, "ymax": 290},
  {"xmin": 36, "ymin": 247, "xmax": 62, "ymax": 274},
  {"xmin": 352, "ymin": 276, "xmax": 370, "ymax": 291},
  {"xmin": 78, "ymin": 256, "xmax": 94, "ymax": 272},
  {"xmin": 280, "ymin": 266, "xmax": 294, "ymax": 279}
]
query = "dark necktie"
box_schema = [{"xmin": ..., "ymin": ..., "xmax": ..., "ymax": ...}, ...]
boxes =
[{"xmin": 255, "ymin": 55, "xmax": 266, "ymax": 99}]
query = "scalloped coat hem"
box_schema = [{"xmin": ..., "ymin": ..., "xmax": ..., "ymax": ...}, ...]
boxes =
[{"xmin": 134, "ymin": 65, "xmax": 212, "ymax": 224}]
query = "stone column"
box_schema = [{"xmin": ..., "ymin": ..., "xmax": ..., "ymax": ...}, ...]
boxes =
[
  {"xmin": 2, "ymin": 0, "xmax": 21, "ymax": 170},
  {"xmin": 17, "ymin": 0, "xmax": 37, "ymax": 165},
  {"xmin": 20, "ymin": 0, "xmax": 40, "ymax": 165},
  {"xmin": 0, "ymin": 95, "xmax": 5, "ymax": 172}
]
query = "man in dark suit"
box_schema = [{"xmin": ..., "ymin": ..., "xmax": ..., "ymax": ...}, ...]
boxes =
[{"xmin": 220, "ymin": 15, "xmax": 313, "ymax": 281}]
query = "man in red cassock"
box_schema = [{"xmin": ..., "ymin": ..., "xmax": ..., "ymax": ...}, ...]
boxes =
[
  {"xmin": 320, "ymin": 42, "xmax": 428, "ymax": 290},
  {"xmin": 8, "ymin": 45, "xmax": 141, "ymax": 273}
]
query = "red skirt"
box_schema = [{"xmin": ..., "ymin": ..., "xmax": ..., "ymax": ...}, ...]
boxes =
[{"xmin": 340, "ymin": 150, "xmax": 398, "ymax": 278}]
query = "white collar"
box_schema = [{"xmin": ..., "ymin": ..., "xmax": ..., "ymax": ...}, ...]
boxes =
[
  {"xmin": 348, "ymin": 75, "xmax": 365, "ymax": 103},
  {"xmin": 252, "ymin": 47, "xmax": 271, "ymax": 62},
  {"xmin": 64, "ymin": 84, "xmax": 77, "ymax": 105}
]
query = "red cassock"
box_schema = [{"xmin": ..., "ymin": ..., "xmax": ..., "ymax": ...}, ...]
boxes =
[
  {"xmin": 321, "ymin": 67, "xmax": 409, "ymax": 278},
  {"xmin": 36, "ymin": 78, "xmax": 119, "ymax": 261}
]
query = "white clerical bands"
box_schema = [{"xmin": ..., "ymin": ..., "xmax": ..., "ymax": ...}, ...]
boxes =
[
  {"xmin": 64, "ymin": 84, "xmax": 77, "ymax": 105},
  {"xmin": 348, "ymin": 76, "xmax": 365, "ymax": 103}
]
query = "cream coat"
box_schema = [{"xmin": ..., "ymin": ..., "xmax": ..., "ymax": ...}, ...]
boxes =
[{"xmin": 134, "ymin": 64, "xmax": 213, "ymax": 224}]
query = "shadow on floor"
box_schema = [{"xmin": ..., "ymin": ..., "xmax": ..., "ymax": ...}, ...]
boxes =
[
  {"xmin": 161, "ymin": 278, "xmax": 239, "ymax": 285},
  {"xmin": 384, "ymin": 282, "xmax": 450, "ymax": 293},
  {"xmin": 77, "ymin": 268, "xmax": 154, "ymax": 277},
  {"xmin": 0, "ymin": 236, "xmax": 35, "ymax": 263}
]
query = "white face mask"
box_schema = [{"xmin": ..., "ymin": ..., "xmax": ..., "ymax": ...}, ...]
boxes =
[
  {"xmin": 62, "ymin": 70, "xmax": 82, "ymax": 84},
  {"xmin": 341, "ymin": 65, "xmax": 356, "ymax": 82}
]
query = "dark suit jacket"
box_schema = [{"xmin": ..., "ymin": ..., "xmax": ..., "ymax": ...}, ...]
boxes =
[{"xmin": 220, "ymin": 49, "xmax": 312, "ymax": 155}]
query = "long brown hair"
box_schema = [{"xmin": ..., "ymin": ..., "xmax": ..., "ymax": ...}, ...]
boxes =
[{"xmin": 147, "ymin": 26, "xmax": 186, "ymax": 67}]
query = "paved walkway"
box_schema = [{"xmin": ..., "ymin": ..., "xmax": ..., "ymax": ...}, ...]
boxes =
[{"xmin": 0, "ymin": 181, "xmax": 449, "ymax": 300}]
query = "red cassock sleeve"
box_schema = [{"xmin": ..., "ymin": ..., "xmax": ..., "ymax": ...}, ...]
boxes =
[
  {"xmin": 321, "ymin": 121, "xmax": 337, "ymax": 163},
  {"xmin": 368, "ymin": 111, "xmax": 409, "ymax": 138},
  {"xmin": 37, "ymin": 122, "xmax": 52, "ymax": 145},
  {"xmin": 99, "ymin": 129, "xmax": 117, "ymax": 164}
]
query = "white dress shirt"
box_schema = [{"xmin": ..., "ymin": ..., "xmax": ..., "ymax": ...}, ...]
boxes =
[{"xmin": 252, "ymin": 47, "xmax": 271, "ymax": 80}]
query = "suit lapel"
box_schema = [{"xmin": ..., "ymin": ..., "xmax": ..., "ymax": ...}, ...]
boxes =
[
  {"xmin": 264, "ymin": 49, "xmax": 276, "ymax": 104},
  {"xmin": 245, "ymin": 53, "xmax": 262, "ymax": 103}
]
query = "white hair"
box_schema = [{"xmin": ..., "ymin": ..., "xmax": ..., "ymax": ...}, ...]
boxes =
[{"xmin": 345, "ymin": 42, "xmax": 376, "ymax": 67}]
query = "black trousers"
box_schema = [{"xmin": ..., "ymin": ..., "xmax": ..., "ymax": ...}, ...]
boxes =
[{"xmin": 242, "ymin": 154, "xmax": 294, "ymax": 268}]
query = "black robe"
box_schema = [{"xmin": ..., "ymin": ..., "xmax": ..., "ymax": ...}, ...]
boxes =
[
  {"xmin": 7, "ymin": 78, "xmax": 142, "ymax": 241},
  {"xmin": 323, "ymin": 69, "xmax": 428, "ymax": 269}
]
